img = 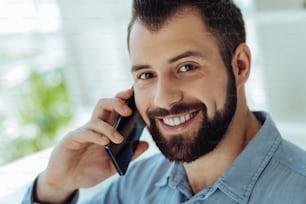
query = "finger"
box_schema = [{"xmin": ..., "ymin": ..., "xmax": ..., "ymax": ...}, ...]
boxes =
[
  {"xmin": 83, "ymin": 120, "xmax": 124, "ymax": 144},
  {"xmin": 115, "ymin": 88, "xmax": 134, "ymax": 100},
  {"xmin": 108, "ymin": 88, "xmax": 134, "ymax": 123},
  {"xmin": 91, "ymin": 98, "xmax": 132, "ymax": 121},
  {"xmin": 132, "ymin": 141, "xmax": 149, "ymax": 160},
  {"xmin": 65, "ymin": 129, "xmax": 110, "ymax": 150}
]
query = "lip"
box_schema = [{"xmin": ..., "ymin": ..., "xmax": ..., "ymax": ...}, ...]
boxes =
[{"xmin": 156, "ymin": 110, "xmax": 200, "ymax": 134}]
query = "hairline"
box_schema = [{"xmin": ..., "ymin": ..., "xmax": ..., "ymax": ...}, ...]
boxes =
[{"xmin": 126, "ymin": 5, "xmax": 231, "ymax": 68}]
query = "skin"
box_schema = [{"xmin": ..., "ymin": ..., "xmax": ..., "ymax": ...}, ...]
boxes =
[
  {"xmin": 35, "ymin": 90, "xmax": 149, "ymax": 203},
  {"xmin": 130, "ymin": 8, "xmax": 261, "ymax": 194},
  {"xmin": 35, "ymin": 7, "xmax": 261, "ymax": 202}
]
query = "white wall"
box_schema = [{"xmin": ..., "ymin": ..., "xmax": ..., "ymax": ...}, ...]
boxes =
[
  {"xmin": 255, "ymin": 0, "xmax": 305, "ymax": 11},
  {"xmin": 56, "ymin": 0, "xmax": 133, "ymax": 109},
  {"xmin": 255, "ymin": 11, "xmax": 306, "ymax": 123}
]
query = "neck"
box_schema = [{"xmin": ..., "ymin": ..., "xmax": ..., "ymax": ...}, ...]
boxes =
[{"xmin": 183, "ymin": 109, "xmax": 261, "ymax": 195}]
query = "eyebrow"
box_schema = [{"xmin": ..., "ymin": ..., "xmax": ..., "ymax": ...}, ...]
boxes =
[
  {"xmin": 168, "ymin": 50, "xmax": 204, "ymax": 63},
  {"xmin": 131, "ymin": 64, "xmax": 150, "ymax": 73},
  {"xmin": 131, "ymin": 50, "xmax": 204, "ymax": 72}
]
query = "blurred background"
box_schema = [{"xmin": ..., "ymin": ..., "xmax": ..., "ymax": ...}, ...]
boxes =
[{"xmin": 0, "ymin": 0, "xmax": 306, "ymax": 202}]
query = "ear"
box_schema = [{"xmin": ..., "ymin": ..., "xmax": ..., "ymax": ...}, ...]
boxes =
[{"xmin": 231, "ymin": 43, "xmax": 251, "ymax": 88}]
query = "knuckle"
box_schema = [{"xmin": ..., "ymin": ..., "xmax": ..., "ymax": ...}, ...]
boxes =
[
  {"xmin": 115, "ymin": 97, "xmax": 125, "ymax": 106},
  {"xmin": 97, "ymin": 97, "xmax": 107, "ymax": 105}
]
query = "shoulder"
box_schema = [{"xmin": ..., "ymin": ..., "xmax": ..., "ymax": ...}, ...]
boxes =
[
  {"xmin": 273, "ymin": 139, "xmax": 306, "ymax": 177},
  {"xmin": 259, "ymin": 138, "xmax": 306, "ymax": 193},
  {"xmin": 250, "ymin": 138, "xmax": 306, "ymax": 203}
]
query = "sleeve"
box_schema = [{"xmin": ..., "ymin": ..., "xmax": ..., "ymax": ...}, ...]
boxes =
[{"xmin": 20, "ymin": 177, "xmax": 79, "ymax": 204}]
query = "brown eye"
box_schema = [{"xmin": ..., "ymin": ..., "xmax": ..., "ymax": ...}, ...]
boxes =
[
  {"xmin": 178, "ymin": 64, "xmax": 198, "ymax": 72},
  {"xmin": 139, "ymin": 72, "xmax": 154, "ymax": 80}
]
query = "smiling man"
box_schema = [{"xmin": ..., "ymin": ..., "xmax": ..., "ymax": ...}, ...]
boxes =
[
  {"xmin": 22, "ymin": 1, "xmax": 306, "ymax": 204},
  {"xmin": 129, "ymin": 9, "xmax": 241, "ymax": 164}
]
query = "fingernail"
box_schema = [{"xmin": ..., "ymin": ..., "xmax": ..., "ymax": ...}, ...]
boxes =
[
  {"xmin": 113, "ymin": 132, "xmax": 123, "ymax": 140},
  {"xmin": 122, "ymin": 105, "xmax": 131, "ymax": 113}
]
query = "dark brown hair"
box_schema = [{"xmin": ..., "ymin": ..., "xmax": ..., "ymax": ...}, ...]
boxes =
[{"xmin": 127, "ymin": 0, "xmax": 246, "ymax": 70}]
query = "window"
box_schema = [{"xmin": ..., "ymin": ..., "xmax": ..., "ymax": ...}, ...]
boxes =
[{"xmin": 0, "ymin": 0, "xmax": 71, "ymax": 165}]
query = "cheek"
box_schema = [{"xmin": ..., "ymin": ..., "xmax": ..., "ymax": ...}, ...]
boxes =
[{"xmin": 192, "ymin": 80, "xmax": 228, "ymax": 119}]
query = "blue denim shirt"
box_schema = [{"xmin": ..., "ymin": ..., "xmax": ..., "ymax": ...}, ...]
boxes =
[{"xmin": 22, "ymin": 112, "xmax": 306, "ymax": 204}]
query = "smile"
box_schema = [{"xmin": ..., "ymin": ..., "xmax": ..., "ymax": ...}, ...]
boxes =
[{"xmin": 161, "ymin": 111, "xmax": 198, "ymax": 127}]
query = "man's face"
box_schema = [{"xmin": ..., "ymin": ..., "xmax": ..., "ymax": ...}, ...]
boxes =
[{"xmin": 129, "ymin": 9, "xmax": 237, "ymax": 162}]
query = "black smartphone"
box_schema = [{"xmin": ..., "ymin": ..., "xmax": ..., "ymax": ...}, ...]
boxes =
[{"xmin": 104, "ymin": 95, "xmax": 145, "ymax": 175}]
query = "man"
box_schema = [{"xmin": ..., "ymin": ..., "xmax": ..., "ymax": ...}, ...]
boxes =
[{"xmin": 23, "ymin": 0, "xmax": 306, "ymax": 203}]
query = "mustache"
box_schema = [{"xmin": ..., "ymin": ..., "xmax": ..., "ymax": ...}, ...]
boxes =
[{"xmin": 147, "ymin": 102, "xmax": 206, "ymax": 118}]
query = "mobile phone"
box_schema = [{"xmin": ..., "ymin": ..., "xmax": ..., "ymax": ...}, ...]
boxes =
[{"xmin": 104, "ymin": 95, "xmax": 145, "ymax": 175}]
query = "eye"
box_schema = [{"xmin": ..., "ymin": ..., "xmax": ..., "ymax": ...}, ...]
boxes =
[
  {"xmin": 138, "ymin": 72, "xmax": 155, "ymax": 80},
  {"xmin": 178, "ymin": 64, "xmax": 198, "ymax": 72}
]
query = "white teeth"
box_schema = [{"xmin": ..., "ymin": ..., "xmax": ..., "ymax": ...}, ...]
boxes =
[
  {"xmin": 174, "ymin": 118, "xmax": 180, "ymax": 126},
  {"xmin": 185, "ymin": 114, "xmax": 190, "ymax": 121},
  {"xmin": 180, "ymin": 116, "xmax": 185, "ymax": 123},
  {"xmin": 162, "ymin": 113, "xmax": 194, "ymax": 127}
]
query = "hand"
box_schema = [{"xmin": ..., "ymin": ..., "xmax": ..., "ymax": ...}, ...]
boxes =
[{"xmin": 35, "ymin": 89, "xmax": 149, "ymax": 203}]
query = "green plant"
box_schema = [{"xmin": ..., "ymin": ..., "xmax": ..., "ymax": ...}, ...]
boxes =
[{"xmin": 1, "ymin": 68, "xmax": 72, "ymax": 164}]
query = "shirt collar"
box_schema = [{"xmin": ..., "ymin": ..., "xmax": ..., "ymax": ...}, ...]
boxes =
[
  {"xmin": 155, "ymin": 112, "xmax": 282, "ymax": 203},
  {"xmin": 155, "ymin": 161, "xmax": 192, "ymax": 197},
  {"xmin": 217, "ymin": 111, "xmax": 282, "ymax": 203}
]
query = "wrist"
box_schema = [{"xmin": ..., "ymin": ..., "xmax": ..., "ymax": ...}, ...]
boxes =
[{"xmin": 35, "ymin": 172, "xmax": 77, "ymax": 203}]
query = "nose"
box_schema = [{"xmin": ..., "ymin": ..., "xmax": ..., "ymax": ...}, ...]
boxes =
[{"xmin": 153, "ymin": 78, "xmax": 183, "ymax": 110}]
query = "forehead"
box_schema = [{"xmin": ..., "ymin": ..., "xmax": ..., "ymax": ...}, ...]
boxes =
[{"xmin": 128, "ymin": 8, "xmax": 219, "ymax": 66}]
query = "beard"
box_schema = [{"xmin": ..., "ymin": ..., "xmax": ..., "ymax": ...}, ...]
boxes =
[{"xmin": 146, "ymin": 70, "xmax": 237, "ymax": 163}]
